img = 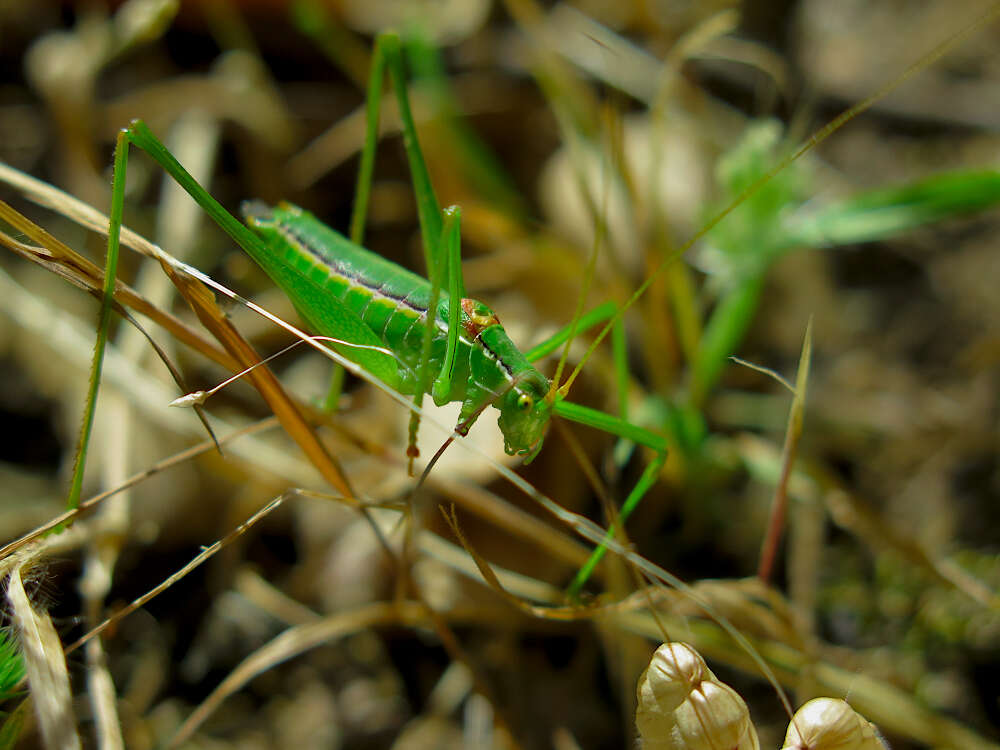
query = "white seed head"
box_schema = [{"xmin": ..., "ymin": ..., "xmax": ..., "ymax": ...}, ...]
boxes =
[
  {"xmin": 781, "ymin": 698, "xmax": 888, "ymax": 750},
  {"xmin": 169, "ymin": 391, "xmax": 207, "ymax": 407}
]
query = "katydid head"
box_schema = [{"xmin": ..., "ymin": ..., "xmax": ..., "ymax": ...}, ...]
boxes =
[{"xmin": 497, "ymin": 371, "xmax": 552, "ymax": 458}]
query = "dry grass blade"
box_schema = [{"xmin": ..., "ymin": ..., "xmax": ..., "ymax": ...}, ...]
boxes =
[
  {"xmin": 160, "ymin": 260, "xmax": 355, "ymax": 498},
  {"xmin": 0, "ymin": 198, "xmax": 240, "ymax": 373},
  {"xmin": 7, "ymin": 567, "xmax": 81, "ymax": 750},
  {"xmin": 0, "ymin": 161, "xmax": 163, "ymax": 264},
  {"xmin": 0, "ymin": 198, "xmax": 227, "ymax": 447},
  {"xmin": 0, "ymin": 201, "xmax": 225, "ymax": 447},
  {"xmin": 85, "ymin": 639, "xmax": 123, "ymax": 750},
  {"xmin": 0, "ymin": 417, "xmax": 279, "ymax": 562},
  {"xmin": 758, "ymin": 317, "xmax": 812, "ymax": 582},
  {"xmin": 440, "ymin": 505, "xmax": 595, "ymax": 621},
  {"xmin": 430, "ymin": 476, "xmax": 592, "ymax": 569},
  {"xmin": 66, "ymin": 496, "xmax": 286, "ymax": 655}
]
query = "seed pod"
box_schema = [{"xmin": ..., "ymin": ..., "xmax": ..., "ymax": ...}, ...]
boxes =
[
  {"xmin": 781, "ymin": 698, "xmax": 888, "ymax": 750},
  {"xmin": 671, "ymin": 679, "xmax": 759, "ymax": 750},
  {"xmin": 636, "ymin": 643, "xmax": 711, "ymax": 740},
  {"xmin": 636, "ymin": 642, "xmax": 758, "ymax": 750}
]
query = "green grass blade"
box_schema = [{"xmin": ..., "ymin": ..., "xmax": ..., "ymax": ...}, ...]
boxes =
[
  {"xmin": 786, "ymin": 169, "xmax": 1000, "ymax": 247},
  {"xmin": 66, "ymin": 128, "xmax": 129, "ymax": 513},
  {"xmin": 322, "ymin": 363, "xmax": 346, "ymax": 414},
  {"xmin": 0, "ymin": 631, "xmax": 24, "ymax": 701},
  {"xmin": 612, "ymin": 314, "xmax": 628, "ymax": 421},
  {"xmin": 687, "ymin": 275, "xmax": 764, "ymax": 410}
]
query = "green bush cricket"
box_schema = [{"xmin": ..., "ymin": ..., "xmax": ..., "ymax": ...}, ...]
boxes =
[
  {"xmin": 95, "ymin": 8, "xmax": 1000, "ymax": 602},
  {"xmin": 103, "ymin": 32, "xmax": 667, "ymax": 595},
  {"xmin": 4, "ymin": 7, "xmax": 1000, "ymax": 745}
]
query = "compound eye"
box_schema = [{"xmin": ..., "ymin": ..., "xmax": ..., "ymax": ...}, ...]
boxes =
[
  {"xmin": 461, "ymin": 299, "xmax": 501, "ymax": 332},
  {"xmin": 470, "ymin": 308, "xmax": 494, "ymax": 327},
  {"xmin": 517, "ymin": 393, "xmax": 533, "ymax": 411}
]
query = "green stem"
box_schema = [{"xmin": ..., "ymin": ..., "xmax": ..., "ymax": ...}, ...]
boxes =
[
  {"xmin": 66, "ymin": 129, "xmax": 129, "ymax": 513},
  {"xmin": 566, "ymin": 453, "xmax": 666, "ymax": 597}
]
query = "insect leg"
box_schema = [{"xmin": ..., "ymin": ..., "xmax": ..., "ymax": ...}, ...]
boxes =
[
  {"xmin": 433, "ymin": 206, "xmax": 465, "ymax": 404},
  {"xmin": 361, "ymin": 33, "xmax": 453, "ymax": 469}
]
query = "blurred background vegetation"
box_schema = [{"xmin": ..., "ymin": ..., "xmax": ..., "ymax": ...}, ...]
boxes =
[{"xmin": 0, "ymin": 0, "xmax": 998, "ymax": 748}]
